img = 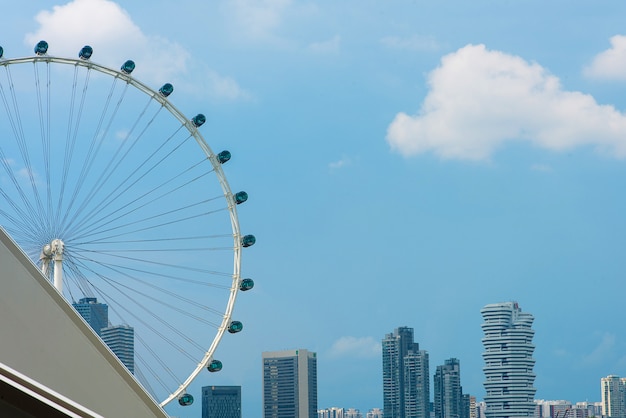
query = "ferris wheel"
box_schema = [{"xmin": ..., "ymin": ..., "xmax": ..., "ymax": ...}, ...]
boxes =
[{"xmin": 0, "ymin": 41, "xmax": 255, "ymax": 409}]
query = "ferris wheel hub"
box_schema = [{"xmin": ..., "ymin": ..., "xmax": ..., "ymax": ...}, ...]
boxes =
[{"xmin": 40, "ymin": 239, "xmax": 65, "ymax": 292}]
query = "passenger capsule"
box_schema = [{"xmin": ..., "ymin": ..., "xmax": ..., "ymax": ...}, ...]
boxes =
[
  {"xmin": 241, "ymin": 235, "xmax": 256, "ymax": 248},
  {"xmin": 120, "ymin": 60, "xmax": 135, "ymax": 74},
  {"xmin": 191, "ymin": 114, "xmax": 206, "ymax": 127},
  {"xmin": 34, "ymin": 41, "xmax": 48, "ymax": 55},
  {"xmin": 178, "ymin": 393, "xmax": 194, "ymax": 406},
  {"xmin": 79, "ymin": 46, "xmax": 93, "ymax": 60},
  {"xmin": 228, "ymin": 321, "xmax": 243, "ymax": 334},
  {"xmin": 217, "ymin": 150, "xmax": 231, "ymax": 164},
  {"xmin": 0, "ymin": 46, "xmax": 4, "ymax": 59},
  {"xmin": 159, "ymin": 83, "xmax": 174, "ymax": 97},
  {"xmin": 234, "ymin": 191, "xmax": 248, "ymax": 205},
  {"xmin": 207, "ymin": 359, "xmax": 223, "ymax": 372},
  {"xmin": 240, "ymin": 278, "xmax": 254, "ymax": 291}
]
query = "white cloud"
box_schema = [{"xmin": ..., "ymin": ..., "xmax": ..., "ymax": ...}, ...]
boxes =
[
  {"xmin": 308, "ymin": 36, "xmax": 341, "ymax": 54},
  {"xmin": 585, "ymin": 35, "xmax": 626, "ymax": 80},
  {"xmin": 328, "ymin": 336, "xmax": 381, "ymax": 359},
  {"xmin": 225, "ymin": 0, "xmax": 292, "ymax": 42},
  {"xmin": 380, "ymin": 35, "xmax": 440, "ymax": 52},
  {"xmin": 329, "ymin": 157, "xmax": 351, "ymax": 170},
  {"xmin": 386, "ymin": 44, "xmax": 626, "ymax": 161},
  {"xmin": 25, "ymin": 0, "xmax": 248, "ymax": 101},
  {"xmin": 582, "ymin": 332, "xmax": 615, "ymax": 365}
]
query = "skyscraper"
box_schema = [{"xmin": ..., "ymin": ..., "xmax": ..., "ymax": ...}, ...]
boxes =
[
  {"xmin": 434, "ymin": 358, "xmax": 463, "ymax": 418},
  {"xmin": 481, "ymin": 302, "xmax": 536, "ymax": 418},
  {"xmin": 202, "ymin": 385, "xmax": 242, "ymax": 418},
  {"xmin": 101, "ymin": 325, "xmax": 135, "ymax": 374},
  {"xmin": 382, "ymin": 327, "xmax": 430, "ymax": 418},
  {"xmin": 263, "ymin": 349, "xmax": 317, "ymax": 418},
  {"xmin": 72, "ymin": 297, "xmax": 108, "ymax": 337},
  {"xmin": 601, "ymin": 375, "xmax": 626, "ymax": 418},
  {"xmin": 72, "ymin": 297, "xmax": 135, "ymax": 374}
]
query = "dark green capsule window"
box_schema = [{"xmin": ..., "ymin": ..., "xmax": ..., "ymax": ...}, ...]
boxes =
[
  {"xmin": 217, "ymin": 150, "xmax": 231, "ymax": 164},
  {"xmin": 234, "ymin": 191, "xmax": 248, "ymax": 205},
  {"xmin": 241, "ymin": 235, "xmax": 256, "ymax": 248},
  {"xmin": 178, "ymin": 393, "xmax": 194, "ymax": 406},
  {"xmin": 159, "ymin": 83, "xmax": 174, "ymax": 97},
  {"xmin": 228, "ymin": 321, "xmax": 243, "ymax": 333},
  {"xmin": 207, "ymin": 359, "xmax": 223, "ymax": 372},
  {"xmin": 35, "ymin": 41, "xmax": 48, "ymax": 55},
  {"xmin": 240, "ymin": 278, "xmax": 254, "ymax": 291},
  {"xmin": 120, "ymin": 60, "xmax": 135, "ymax": 74},
  {"xmin": 79, "ymin": 46, "xmax": 93, "ymax": 60}
]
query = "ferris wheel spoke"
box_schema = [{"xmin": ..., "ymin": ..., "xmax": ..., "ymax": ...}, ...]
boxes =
[
  {"xmin": 70, "ymin": 96, "xmax": 162, "ymax": 221},
  {"xmin": 66, "ymin": 253, "xmax": 231, "ymax": 290},
  {"xmin": 0, "ymin": 70, "xmax": 48, "ymax": 231},
  {"xmin": 65, "ymin": 126, "xmax": 189, "ymax": 238},
  {"xmin": 32, "ymin": 62, "xmax": 53, "ymax": 227},
  {"xmin": 70, "ymin": 199, "xmax": 229, "ymax": 244},
  {"xmin": 68, "ymin": 159, "xmax": 216, "ymax": 241},
  {"xmin": 58, "ymin": 75, "xmax": 125, "ymax": 232}
]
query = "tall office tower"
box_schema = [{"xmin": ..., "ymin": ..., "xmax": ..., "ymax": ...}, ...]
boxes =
[
  {"xmin": 601, "ymin": 375, "xmax": 626, "ymax": 418},
  {"xmin": 72, "ymin": 297, "xmax": 108, "ymax": 337},
  {"xmin": 101, "ymin": 325, "xmax": 135, "ymax": 374},
  {"xmin": 434, "ymin": 358, "xmax": 463, "ymax": 418},
  {"xmin": 202, "ymin": 385, "xmax": 242, "ymax": 418},
  {"xmin": 263, "ymin": 349, "xmax": 317, "ymax": 418},
  {"xmin": 382, "ymin": 327, "xmax": 430, "ymax": 418},
  {"xmin": 481, "ymin": 302, "xmax": 536, "ymax": 418}
]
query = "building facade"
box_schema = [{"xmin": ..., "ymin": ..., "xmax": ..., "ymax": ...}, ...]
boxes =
[
  {"xmin": 481, "ymin": 302, "xmax": 536, "ymax": 418},
  {"xmin": 72, "ymin": 297, "xmax": 108, "ymax": 337},
  {"xmin": 602, "ymin": 375, "xmax": 626, "ymax": 418},
  {"xmin": 101, "ymin": 325, "xmax": 135, "ymax": 374},
  {"xmin": 434, "ymin": 358, "xmax": 463, "ymax": 418},
  {"xmin": 72, "ymin": 297, "xmax": 134, "ymax": 374},
  {"xmin": 263, "ymin": 349, "xmax": 317, "ymax": 418},
  {"xmin": 382, "ymin": 327, "xmax": 430, "ymax": 418},
  {"xmin": 202, "ymin": 385, "xmax": 241, "ymax": 418}
]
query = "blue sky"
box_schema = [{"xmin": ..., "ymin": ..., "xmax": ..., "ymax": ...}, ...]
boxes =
[{"xmin": 5, "ymin": 1, "xmax": 626, "ymax": 417}]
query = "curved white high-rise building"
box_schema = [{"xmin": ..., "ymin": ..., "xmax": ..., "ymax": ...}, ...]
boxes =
[{"xmin": 481, "ymin": 302, "xmax": 536, "ymax": 418}]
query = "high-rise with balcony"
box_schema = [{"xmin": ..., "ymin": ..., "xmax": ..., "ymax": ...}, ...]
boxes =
[
  {"xmin": 263, "ymin": 349, "xmax": 317, "ymax": 418},
  {"xmin": 382, "ymin": 326, "xmax": 430, "ymax": 418},
  {"xmin": 481, "ymin": 302, "xmax": 536, "ymax": 418},
  {"xmin": 601, "ymin": 375, "xmax": 626, "ymax": 418}
]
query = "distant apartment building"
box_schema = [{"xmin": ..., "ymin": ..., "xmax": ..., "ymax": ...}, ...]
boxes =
[
  {"xmin": 72, "ymin": 297, "xmax": 108, "ymax": 337},
  {"xmin": 534, "ymin": 400, "xmax": 572, "ymax": 418},
  {"xmin": 202, "ymin": 385, "xmax": 241, "ymax": 418},
  {"xmin": 383, "ymin": 326, "xmax": 430, "ymax": 418},
  {"xmin": 367, "ymin": 408, "xmax": 384, "ymax": 418},
  {"xmin": 263, "ymin": 349, "xmax": 317, "ymax": 418},
  {"xmin": 481, "ymin": 302, "xmax": 536, "ymax": 418},
  {"xmin": 434, "ymin": 358, "xmax": 463, "ymax": 418},
  {"xmin": 319, "ymin": 407, "xmax": 347, "ymax": 418},
  {"xmin": 72, "ymin": 297, "xmax": 135, "ymax": 374},
  {"xmin": 101, "ymin": 325, "xmax": 134, "ymax": 374},
  {"xmin": 602, "ymin": 375, "xmax": 626, "ymax": 418}
]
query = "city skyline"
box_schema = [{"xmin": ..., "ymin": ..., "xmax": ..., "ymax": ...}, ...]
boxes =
[{"xmin": 3, "ymin": 1, "xmax": 626, "ymax": 417}]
